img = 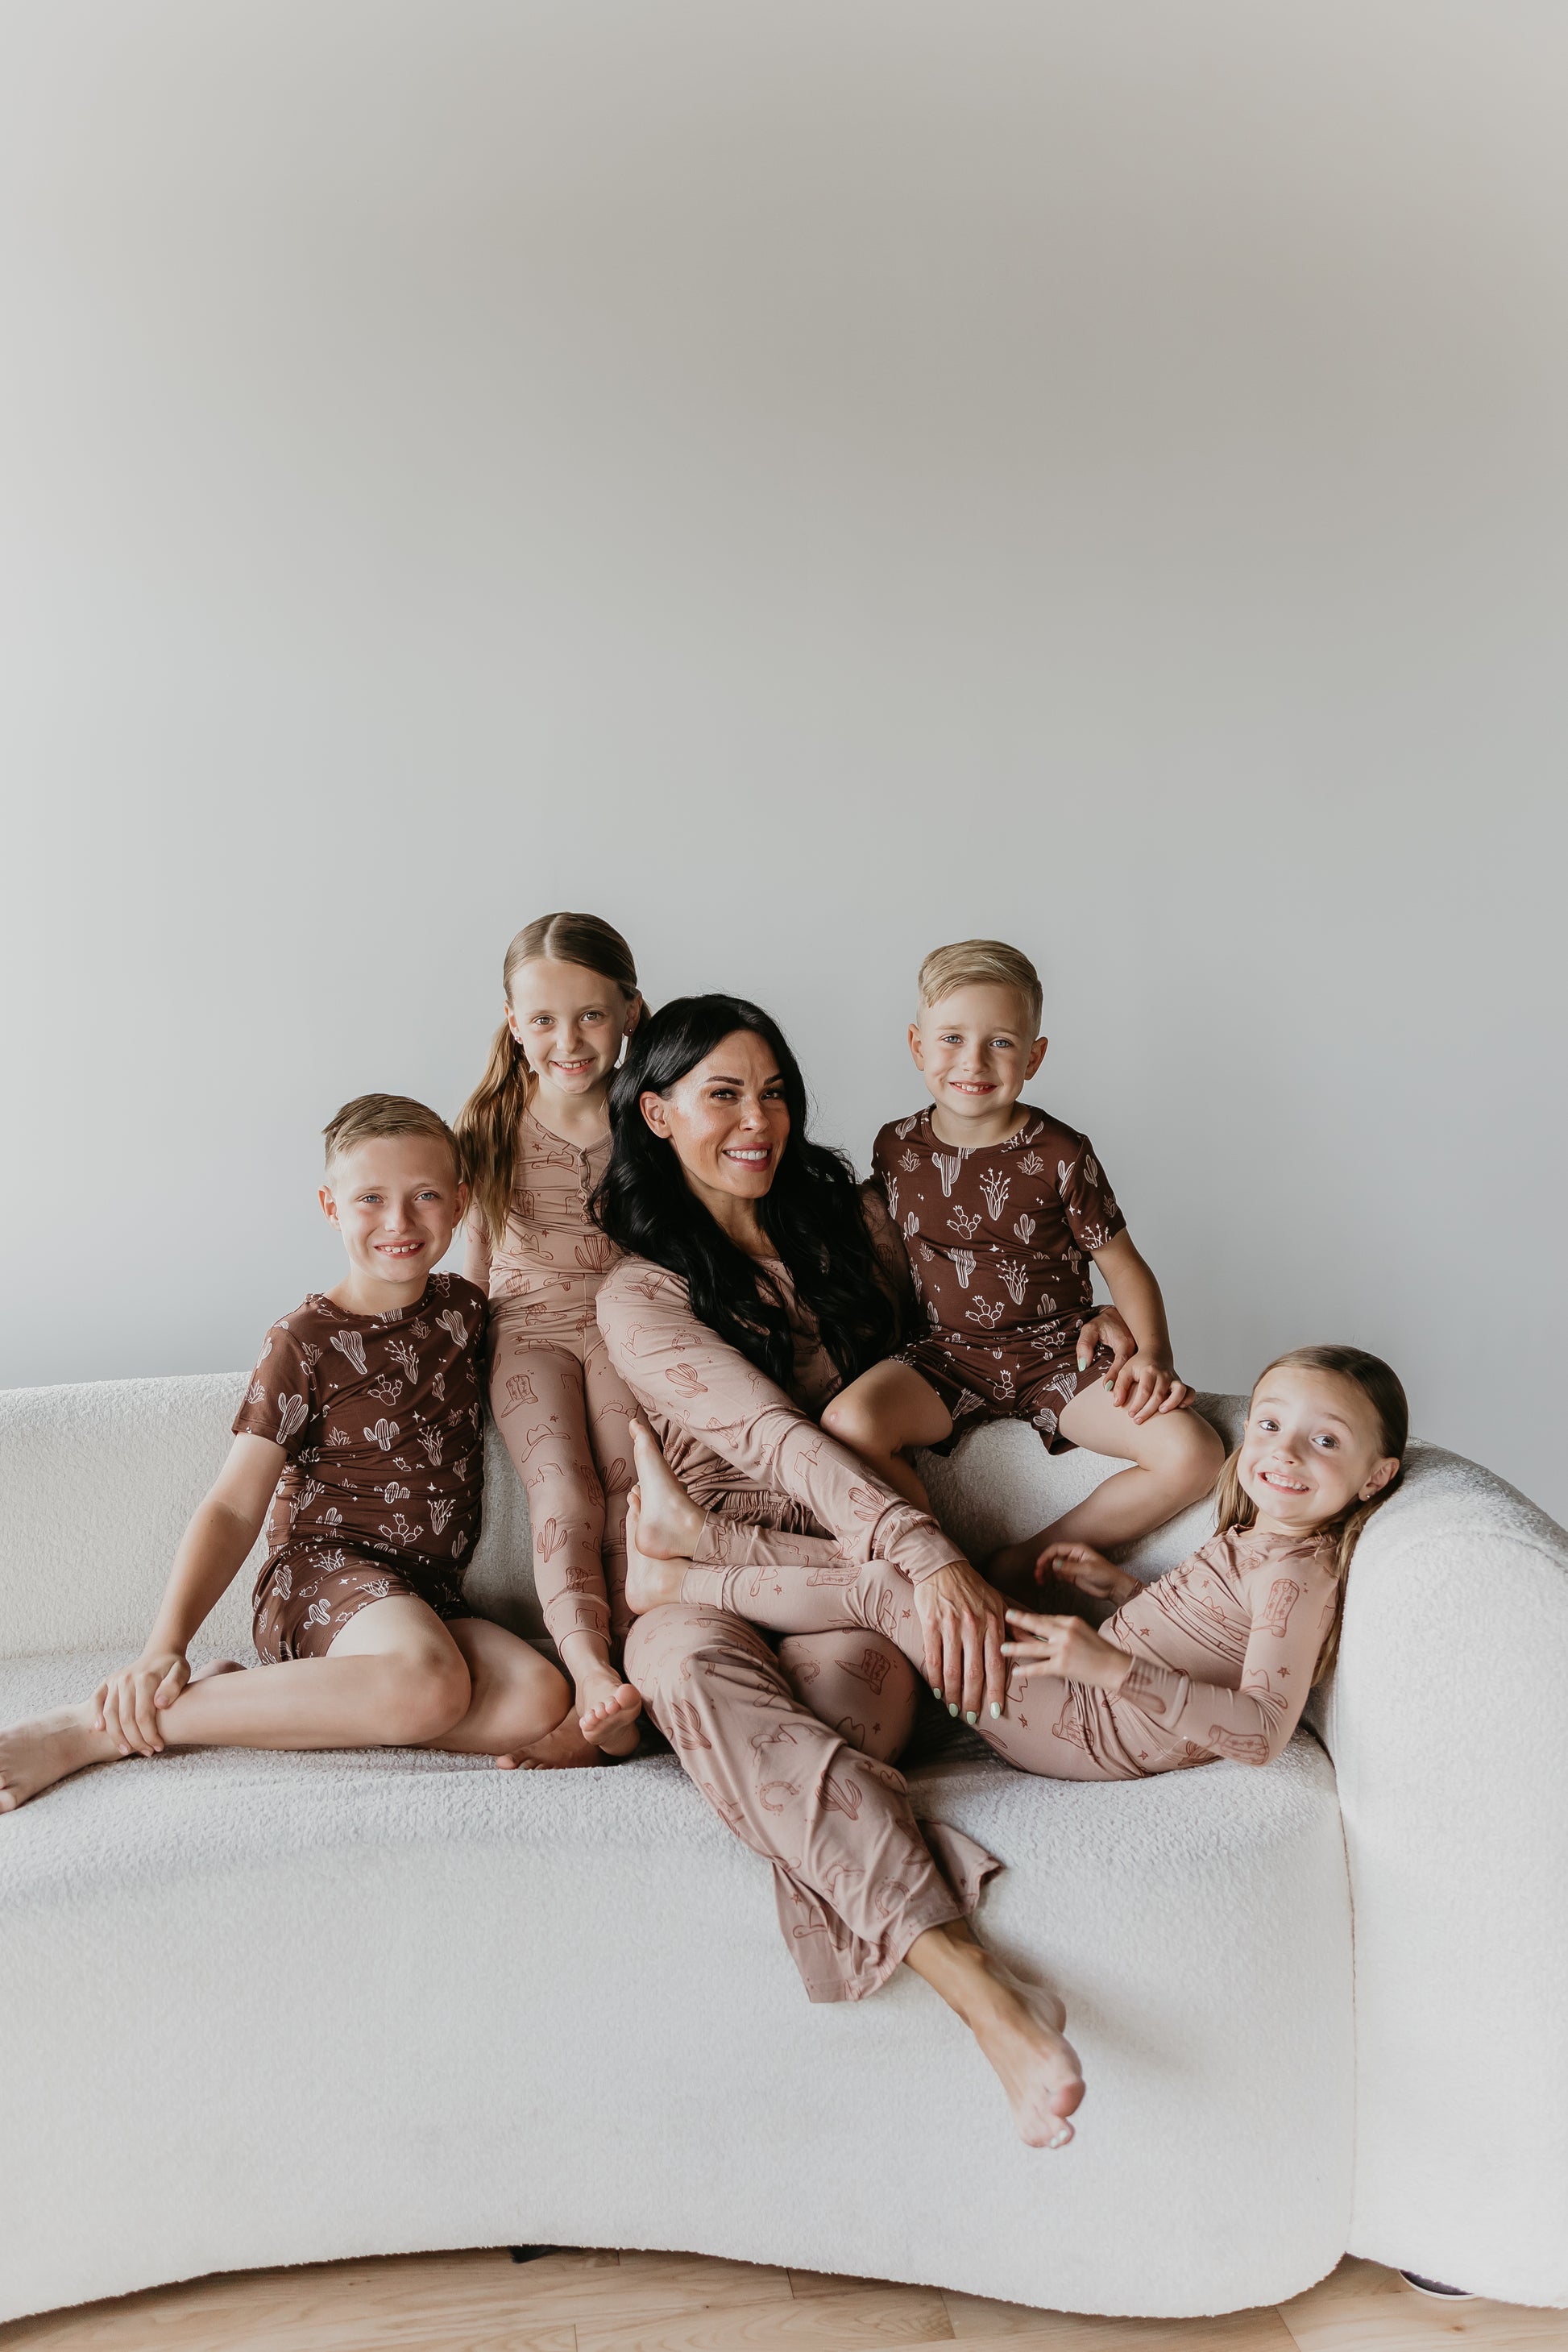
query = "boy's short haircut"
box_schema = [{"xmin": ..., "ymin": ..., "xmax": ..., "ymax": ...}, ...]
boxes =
[
  {"xmin": 917, "ymin": 940, "xmax": 1043, "ymax": 1036},
  {"xmin": 322, "ymin": 1093, "xmax": 460, "ymax": 1176}
]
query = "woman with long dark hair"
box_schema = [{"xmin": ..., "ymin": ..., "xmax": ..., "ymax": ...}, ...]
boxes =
[{"xmin": 594, "ymin": 993, "xmax": 1090, "ymax": 2150}]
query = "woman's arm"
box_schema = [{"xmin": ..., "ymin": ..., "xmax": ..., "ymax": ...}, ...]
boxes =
[
  {"xmin": 599, "ymin": 1264, "xmax": 962, "ymax": 1583},
  {"xmin": 96, "ymin": 1434, "xmax": 285, "ymax": 1757}
]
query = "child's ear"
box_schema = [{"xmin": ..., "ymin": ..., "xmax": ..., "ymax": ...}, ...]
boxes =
[
  {"xmin": 1360, "ymin": 1456, "xmax": 1400, "ymax": 1502},
  {"xmin": 1025, "ymin": 1035, "xmax": 1049, "ymax": 1079},
  {"xmin": 453, "ymin": 1179, "xmax": 471, "ymax": 1219},
  {"xmin": 318, "ymin": 1184, "xmax": 340, "ymax": 1228},
  {"xmin": 907, "ymin": 1022, "xmax": 926, "ymax": 1068},
  {"xmin": 624, "ymin": 993, "xmax": 645, "ymax": 1038}
]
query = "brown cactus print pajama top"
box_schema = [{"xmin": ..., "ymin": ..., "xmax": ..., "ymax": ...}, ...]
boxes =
[
  {"xmin": 463, "ymin": 1106, "xmax": 638, "ymax": 1654},
  {"xmin": 869, "ymin": 1104, "xmax": 1127, "ymax": 1448},
  {"xmin": 234, "ymin": 1272, "xmax": 488, "ymax": 1660}
]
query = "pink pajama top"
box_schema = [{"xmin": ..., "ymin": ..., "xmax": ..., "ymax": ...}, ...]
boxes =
[{"xmin": 595, "ymin": 1252, "xmax": 965, "ymax": 1588}]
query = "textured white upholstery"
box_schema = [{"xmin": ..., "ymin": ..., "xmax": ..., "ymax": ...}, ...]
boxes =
[{"xmin": 0, "ymin": 1375, "xmax": 1562, "ymax": 2321}]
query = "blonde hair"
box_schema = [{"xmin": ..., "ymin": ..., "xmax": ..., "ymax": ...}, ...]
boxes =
[
  {"xmin": 323, "ymin": 1093, "xmax": 459, "ymax": 1176},
  {"xmin": 454, "ymin": 912, "xmax": 639, "ymax": 1251},
  {"xmin": 1214, "ymin": 1343, "xmax": 1408, "ymax": 1686},
  {"xmin": 917, "ymin": 939, "xmax": 1043, "ymax": 1035}
]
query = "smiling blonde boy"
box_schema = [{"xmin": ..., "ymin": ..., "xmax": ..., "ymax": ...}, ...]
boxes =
[
  {"xmin": 822, "ymin": 941, "xmax": 1223, "ymax": 1585},
  {"xmin": 0, "ymin": 1093, "xmax": 593, "ymax": 1811}
]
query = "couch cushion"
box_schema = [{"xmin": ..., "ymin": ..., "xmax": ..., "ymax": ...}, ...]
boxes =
[{"xmin": 0, "ymin": 1642, "xmax": 1350, "ymax": 2325}]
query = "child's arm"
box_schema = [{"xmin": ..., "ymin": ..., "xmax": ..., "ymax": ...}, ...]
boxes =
[
  {"xmin": 1087, "ymin": 1230, "xmax": 1194, "ymax": 1424},
  {"xmin": 95, "ymin": 1435, "xmax": 284, "ymax": 1759},
  {"xmin": 462, "ymin": 1214, "xmax": 492, "ymax": 1295},
  {"xmin": 1004, "ymin": 1549, "xmax": 1338, "ymax": 1765}
]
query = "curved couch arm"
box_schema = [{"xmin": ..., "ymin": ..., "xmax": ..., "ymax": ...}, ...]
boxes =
[{"xmin": 1313, "ymin": 1443, "xmax": 1568, "ymax": 2305}]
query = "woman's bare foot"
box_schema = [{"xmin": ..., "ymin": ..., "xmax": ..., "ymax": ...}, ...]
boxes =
[
  {"xmin": 903, "ymin": 1923, "xmax": 1085, "ymax": 2150},
  {"xmin": 969, "ymin": 1971, "xmax": 1085, "ymax": 2150},
  {"xmin": 0, "ymin": 1704, "xmax": 120, "ymax": 1811},
  {"xmin": 575, "ymin": 1660, "xmax": 642, "ymax": 1757},
  {"xmin": 623, "ymin": 1491, "xmax": 691, "ymax": 1616}
]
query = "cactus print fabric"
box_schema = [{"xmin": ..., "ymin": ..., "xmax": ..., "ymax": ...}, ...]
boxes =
[
  {"xmin": 467, "ymin": 1109, "xmax": 637, "ymax": 1657},
  {"xmin": 681, "ymin": 1524, "xmax": 1342, "ymax": 1782},
  {"xmin": 870, "ymin": 1105, "xmax": 1128, "ymax": 1450},
  {"xmin": 233, "ymin": 1272, "xmax": 488, "ymax": 1660}
]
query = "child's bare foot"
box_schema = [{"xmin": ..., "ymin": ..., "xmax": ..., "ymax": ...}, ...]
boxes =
[
  {"xmin": 575, "ymin": 1661, "xmax": 642, "ymax": 1757},
  {"xmin": 494, "ymin": 1704, "xmax": 603, "ymax": 1772},
  {"xmin": 0, "ymin": 1705, "xmax": 119, "ymax": 1811},
  {"xmin": 623, "ymin": 1491, "xmax": 690, "ymax": 1617},
  {"xmin": 627, "ymin": 1419, "xmax": 707, "ymax": 1558},
  {"xmin": 969, "ymin": 1967, "xmax": 1085, "ymax": 2150}
]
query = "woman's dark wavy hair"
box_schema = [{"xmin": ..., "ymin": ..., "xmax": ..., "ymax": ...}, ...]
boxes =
[{"xmin": 592, "ymin": 993, "xmax": 902, "ymax": 1391}]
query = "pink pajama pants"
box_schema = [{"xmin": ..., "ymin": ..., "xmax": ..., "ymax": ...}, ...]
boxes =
[
  {"xmin": 488, "ymin": 1313, "xmax": 637, "ymax": 1656},
  {"xmin": 677, "ymin": 1528, "xmax": 1179, "ymax": 1783},
  {"xmin": 623, "ymin": 1601, "xmax": 999, "ymax": 2001}
]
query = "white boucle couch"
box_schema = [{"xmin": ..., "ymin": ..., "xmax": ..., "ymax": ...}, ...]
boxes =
[{"xmin": 1, "ymin": 1375, "xmax": 1565, "ymax": 2326}]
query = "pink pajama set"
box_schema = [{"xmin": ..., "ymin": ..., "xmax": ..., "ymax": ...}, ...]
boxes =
[
  {"xmin": 599, "ymin": 1252, "xmax": 1339, "ymax": 1998},
  {"xmin": 466, "ymin": 1109, "xmax": 637, "ymax": 1655},
  {"xmin": 599, "ymin": 1254, "xmax": 1002, "ymax": 2001}
]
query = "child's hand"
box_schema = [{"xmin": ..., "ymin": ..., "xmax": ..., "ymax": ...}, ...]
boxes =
[
  {"xmin": 1035, "ymin": 1541, "xmax": 1141, "ymax": 1611},
  {"xmin": 94, "ymin": 1649, "xmax": 190, "ymax": 1757},
  {"xmin": 1002, "ymin": 1611, "xmax": 1133, "ymax": 1693},
  {"xmin": 1104, "ymin": 1351, "xmax": 1194, "ymax": 1425}
]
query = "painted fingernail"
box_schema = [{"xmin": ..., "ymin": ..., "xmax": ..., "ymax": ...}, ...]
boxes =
[
  {"xmin": 948, "ymin": 1702, "xmax": 959, "ymax": 1717},
  {"xmin": 964, "ymin": 1711, "xmax": 977, "ymax": 1725},
  {"xmin": 989, "ymin": 1702, "xmax": 1002, "ymax": 1719},
  {"xmin": 931, "ymin": 1686, "xmax": 942, "ymax": 1701}
]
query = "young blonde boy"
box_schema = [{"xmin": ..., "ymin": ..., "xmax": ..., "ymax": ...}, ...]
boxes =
[
  {"xmin": 0, "ymin": 1094, "xmax": 594, "ymax": 1811},
  {"xmin": 823, "ymin": 942, "xmax": 1223, "ymax": 1587}
]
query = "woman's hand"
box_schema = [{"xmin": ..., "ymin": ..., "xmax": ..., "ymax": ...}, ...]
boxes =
[
  {"xmin": 1035, "ymin": 1541, "xmax": 1142, "ymax": 1613},
  {"xmin": 1076, "ymin": 1304, "xmax": 1136, "ymax": 1379},
  {"xmin": 1002, "ymin": 1610, "xmax": 1134, "ymax": 1694},
  {"xmin": 912, "ymin": 1562, "xmax": 1010, "ymax": 1724},
  {"xmin": 1104, "ymin": 1350, "xmax": 1194, "ymax": 1425},
  {"xmin": 94, "ymin": 1649, "xmax": 189, "ymax": 1757}
]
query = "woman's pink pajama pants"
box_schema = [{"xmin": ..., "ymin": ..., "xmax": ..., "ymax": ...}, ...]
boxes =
[{"xmin": 622, "ymin": 1597, "xmax": 998, "ymax": 2001}]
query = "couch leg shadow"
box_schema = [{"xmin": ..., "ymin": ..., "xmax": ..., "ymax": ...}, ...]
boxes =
[{"xmin": 509, "ymin": 2246, "xmax": 559, "ymax": 2263}]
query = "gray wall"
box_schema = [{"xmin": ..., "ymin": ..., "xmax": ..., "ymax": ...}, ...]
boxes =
[{"xmin": 3, "ymin": 2, "xmax": 1565, "ymax": 1520}]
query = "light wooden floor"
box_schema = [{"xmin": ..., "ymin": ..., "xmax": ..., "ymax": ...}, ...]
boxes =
[{"xmin": 0, "ymin": 2246, "xmax": 1562, "ymax": 2352}]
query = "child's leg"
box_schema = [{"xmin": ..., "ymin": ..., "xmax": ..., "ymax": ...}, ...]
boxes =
[
  {"xmin": 583, "ymin": 1335, "xmax": 638, "ymax": 1645},
  {"xmin": 433, "ymin": 1616, "xmax": 597, "ymax": 1770},
  {"xmin": 987, "ymin": 1385, "xmax": 1224, "ymax": 1591},
  {"xmin": 0, "ymin": 1599, "xmax": 601, "ymax": 1810},
  {"xmin": 489, "ymin": 1330, "xmax": 639, "ymax": 1754},
  {"xmin": 819, "ymin": 1362, "xmax": 952, "ymax": 1509}
]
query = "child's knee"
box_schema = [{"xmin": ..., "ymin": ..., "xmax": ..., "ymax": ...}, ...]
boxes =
[
  {"xmin": 388, "ymin": 1652, "xmax": 472, "ymax": 1744},
  {"xmin": 1164, "ymin": 1409, "xmax": 1225, "ymax": 1494},
  {"xmin": 821, "ymin": 1392, "xmax": 877, "ymax": 1453}
]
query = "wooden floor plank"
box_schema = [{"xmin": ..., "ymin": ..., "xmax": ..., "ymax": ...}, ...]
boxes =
[
  {"xmin": 1278, "ymin": 2255, "xmax": 1568, "ymax": 2351},
  {"xmin": 575, "ymin": 2283, "xmax": 952, "ymax": 2352},
  {"xmin": 1, "ymin": 2247, "xmax": 1560, "ymax": 2352},
  {"xmin": 943, "ymin": 2289, "xmax": 1296, "ymax": 2350}
]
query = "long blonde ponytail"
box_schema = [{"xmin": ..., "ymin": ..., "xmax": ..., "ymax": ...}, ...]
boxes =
[
  {"xmin": 1214, "ymin": 1343, "xmax": 1408, "ymax": 1684},
  {"xmin": 454, "ymin": 912, "xmax": 640, "ymax": 1253}
]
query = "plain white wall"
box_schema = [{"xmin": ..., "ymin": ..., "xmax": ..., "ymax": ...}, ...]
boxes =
[{"xmin": 2, "ymin": 1, "xmax": 1564, "ymax": 1521}]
